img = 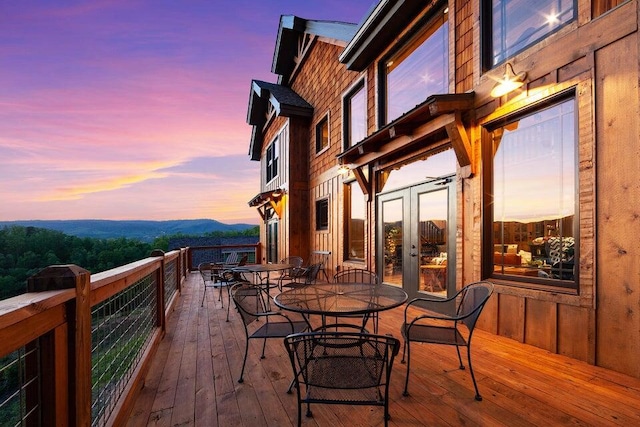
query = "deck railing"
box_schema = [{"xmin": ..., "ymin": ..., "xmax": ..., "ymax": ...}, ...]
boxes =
[{"xmin": 0, "ymin": 243, "xmax": 240, "ymax": 426}]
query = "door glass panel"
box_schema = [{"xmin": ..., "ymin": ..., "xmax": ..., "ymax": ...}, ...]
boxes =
[
  {"xmin": 418, "ymin": 189, "xmax": 448, "ymax": 296},
  {"xmin": 382, "ymin": 198, "xmax": 403, "ymax": 286}
]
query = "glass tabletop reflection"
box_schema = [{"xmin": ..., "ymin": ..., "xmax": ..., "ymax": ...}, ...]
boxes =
[{"xmin": 274, "ymin": 282, "xmax": 408, "ymax": 316}]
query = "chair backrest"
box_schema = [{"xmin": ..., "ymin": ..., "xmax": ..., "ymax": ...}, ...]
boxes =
[
  {"xmin": 281, "ymin": 256, "xmax": 303, "ymax": 269},
  {"xmin": 456, "ymin": 281, "xmax": 494, "ymax": 331},
  {"xmin": 334, "ymin": 268, "xmax": 378, "ymax": 284},
  {"xmin": 198, "ymin": 262, "xmax": 214, "ymax": 280},
  {"xmin": 301, "ymin": 263, "xmax": 322, "ymax": 284},
  {"xmin": 284, "ymin": 331, "xmax": 400, "ymax": 391},
  {"xmin": 231, "ymin": 283, "xmax": 268, "ymax": 326},
  {"xmin": 222, "ymin": 251, "xmax": 239, "ymax": 265}
]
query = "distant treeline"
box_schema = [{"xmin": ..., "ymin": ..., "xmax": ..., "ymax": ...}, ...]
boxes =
[{"xmin": 0, "ymin": 225, "xmax": 259, "ymax": 301}]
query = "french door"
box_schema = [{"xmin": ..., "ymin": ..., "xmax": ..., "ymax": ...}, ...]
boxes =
[{"xmin": 377, "ymin": 177, "xmax": 456, "ymax": 301}]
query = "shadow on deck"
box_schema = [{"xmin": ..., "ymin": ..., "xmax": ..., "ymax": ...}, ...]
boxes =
[{"xmin": 127, "ymin": 272, "xmax": 640, "ymax": 426}]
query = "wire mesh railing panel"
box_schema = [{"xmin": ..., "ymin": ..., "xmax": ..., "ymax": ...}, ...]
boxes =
[
  {"xmin": 164, "ymin": 259, "xmax": 177, "ymax": 308},
  {"xmin": 90, "ymin": 274, "xmax": 157, "ymax": 427},
  {"xmin": 0, "ymin": 344, "xmax": 40, "ymax": 427}
]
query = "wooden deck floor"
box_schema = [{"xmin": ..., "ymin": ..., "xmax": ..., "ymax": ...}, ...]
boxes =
[{"xmin": 127, "ymin": 272, "xmax": 640, "ymax": 426}]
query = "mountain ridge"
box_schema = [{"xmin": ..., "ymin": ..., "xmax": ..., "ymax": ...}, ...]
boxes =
[{"xmin": 0, "ymin": 219, "xmax": 257, "ymax": 242}]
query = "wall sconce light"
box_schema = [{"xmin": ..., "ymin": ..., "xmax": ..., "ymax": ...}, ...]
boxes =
[
  {"xmin": 337, "ymin": 163, "xmax": 352, "ymax": 176},
  {"xmin": 490, "ymin": 62, "xmax": 527, "ymax": 98}
]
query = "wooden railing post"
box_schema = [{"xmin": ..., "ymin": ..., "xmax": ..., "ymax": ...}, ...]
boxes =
[
  {"xmin": 27, "ymin": 264, "xmax": 91, "ymax": 427},
  {"xmin": 150, "ymin": 250, "xmax": 166, "ymax": 332}
]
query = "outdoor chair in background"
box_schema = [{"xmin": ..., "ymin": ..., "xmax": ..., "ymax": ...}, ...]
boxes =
[
  {"xmin": 276, "ymin": 256, "xmax": 305, "ymax": 290},
  {"xmin": 201, "ymin": 253, "xmax": 248, "ymax": 322},
  {"xmin": 284, "ymin": 331, "xmax": 400, "ymax": 427},
  {"xmin": 333, "ymin": 268, "xmax": 380, "ymax": 333},
  {"xmin": 400, "ymin": 281, "xmax": 494, "ymax": 400},
  {"xmin": 281, "ymin": 263, "xmax": 322, "ymax": 289},
  {"xmin": 231, "ymin": 282, "xmax": 309, "ymax": 384}
]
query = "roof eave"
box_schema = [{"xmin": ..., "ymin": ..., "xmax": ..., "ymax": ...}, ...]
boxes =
[{"xmin": 339, "ymin": 0, "xmax": 428, "ymax": 71}]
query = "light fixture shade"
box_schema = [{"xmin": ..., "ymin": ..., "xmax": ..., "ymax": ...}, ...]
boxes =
[{"xmin": 491, "ymin": 62, "xmax": 527, "ymax": 98}]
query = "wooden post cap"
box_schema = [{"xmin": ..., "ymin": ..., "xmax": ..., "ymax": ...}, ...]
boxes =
[{"xmin": 27, "ymin": 264, "xmax": 90, "ymax": 292}]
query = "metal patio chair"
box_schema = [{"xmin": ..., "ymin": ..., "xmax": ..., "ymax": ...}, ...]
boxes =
[
  {"xmin": 284, "ymin": 331, "xmax": 400, "ymax": 427},
  {"xmin": 400, "ymin": 281, "xmax": 494, "ymax": 400},
  {"xmin": 333, "ymin": 268, "xmax": 380, "ymax": 333},
  {"xmin": 231, "ymin": 282, "xmax": 309, "ymax": 384},
  {"xmin": 276, "ymin": 256, "xmax": 305, "ymax": 290},
  {"xmin": 201, "ymin": 254, "xmax": 248, "ymax": 322},
  {"xmin": 282, "ymin": 262, "xmax": 322, "ymax": 289}
]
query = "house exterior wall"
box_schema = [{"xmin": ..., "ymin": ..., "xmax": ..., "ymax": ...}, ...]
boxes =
[
  {"xmin": 287, "ymin": 41, "xmax": 366, "ymax": 276},
  {"xmin": 249, "ymin": 0, "xmax": 640, "ymax": 378}
]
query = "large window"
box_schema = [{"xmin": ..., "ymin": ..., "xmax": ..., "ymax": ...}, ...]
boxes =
[
  {"xmin": 343, "ymin": 80, "xmax": 366, "ymax": 149},
  {"xmin": 265, "ymin": 138, "xmax": 278, "ymax": 183},
  {"xmin": 482, "ymin": 0, "xmax": 575, "ymax": 68},
  {"xmin": 381, "ymin": 8, "xmax": 448, "ymax": 124},
  {"xmin": 345, "ymin": 182, "xmax": 365, "ymax": 260},
  {"xmin": 488, "ymin": 97, "xmax": 577, "ymax": 288}
]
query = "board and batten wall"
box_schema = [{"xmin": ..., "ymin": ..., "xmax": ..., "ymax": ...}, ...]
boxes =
[{"xmin": 470, "ymin": 1, "xmax": 640, "ymax": 377}]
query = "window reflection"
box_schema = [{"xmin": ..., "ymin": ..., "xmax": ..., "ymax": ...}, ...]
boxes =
[
  {"xmin": 347, "ymin": 83, "xmax": 366, "ymax": 147},
  {"xmin": 488, "ymin": 0, "xmax": 575, "ymax": 66},
  {"xmin": 385, "ymin": 8, "xmax": 448, "ymax": 123},
  {"xmin": 346, "ymin": 183, "xmax": 365, "ymax": 260},
  {"xmin": 381, "ymin": 149, "xmax": 456, "ymax": 194},
  {"xmin": 492, "ymin": 98, "xmax": 577, "ymax": 284}
]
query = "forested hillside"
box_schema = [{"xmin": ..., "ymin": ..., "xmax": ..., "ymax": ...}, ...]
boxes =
[
  {"xmin": 0, "ymin": 226, "xmax": 157, "ymax": 300},
  {"xmin": 0, "ymin": 225, "xmax": 260, "ymax": 301}
]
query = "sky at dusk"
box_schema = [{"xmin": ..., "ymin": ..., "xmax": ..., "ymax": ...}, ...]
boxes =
[{"xmin": 0, "ymin": 0, "xmax": 374, "ymax": 224}]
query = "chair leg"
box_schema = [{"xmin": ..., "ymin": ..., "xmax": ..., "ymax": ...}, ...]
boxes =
[
  {"xmin": 238, "ymin": 337, "xmax": 249, "ymax": 383},
  {"xmin": 225, "ymin": 287, "xmax": 231, "ymax": 322},
  {"xmin": 261, "ymin": 338, "xmax": 267, "ymax": 359},
  {"xmin": 455, "ymin": 345, "xmax": 465, "ymax": 370},
  {"xmin": 402, "ymin": 341, "xmax": 411, "ymax": 396},
  {"xmin": 201, "ymin": 284, "xmax": 206, "ymax": 307},
  {"xmin": 467, "ymin": 346, "xmax": 482, "ymax": 401}
]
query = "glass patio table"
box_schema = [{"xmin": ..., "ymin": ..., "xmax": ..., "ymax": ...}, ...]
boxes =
[
  {"xmin": 274, "ymin": 282, "xmax": 408, "ymax": 330},
  {"xmin": 233, "ymin": 263, "xmax": 293, "ymax": 304}
]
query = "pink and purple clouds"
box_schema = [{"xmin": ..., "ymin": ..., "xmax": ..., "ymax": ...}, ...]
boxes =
[{"xmin": 0, "ymin": 0, "xmax": 373, "ymax": 224}]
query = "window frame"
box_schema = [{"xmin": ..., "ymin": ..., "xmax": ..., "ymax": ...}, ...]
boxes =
[
  {"xmin": 265, "ymin": 137, "xmax": 279, "ymax": 184},
  {"xmin": 342, "ymin": 78, "xmax": 366, "ymax": 150},
  {"xmin": 482, "ymin": 93, "xmax": 579, "ymax": 290},
  {"xmin": 377, "ymin": 6, "xmax": 449, "ymax": 126},
  {"xmin": 344, "ymin": 181, "xmax": 365, "ymax": 262},
  {"xmin": 315, "ymin": 114, "xmax": 329, "ymax": 155},
  {"xmin": 315, "ymin": 197, "xmax": 329, "ymax": 232},
  {"xmin": 481, "ymin": 0, "xmax": 577, "ymax": 71}
]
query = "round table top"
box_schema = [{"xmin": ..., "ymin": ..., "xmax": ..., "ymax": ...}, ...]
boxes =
[
  {"xmin": 274, "ymin": 282, "xmax": 408, "ymax": 316},
  {"xmin": 233, "ymin": 263, "xmax": 292, "ymax": 273}
]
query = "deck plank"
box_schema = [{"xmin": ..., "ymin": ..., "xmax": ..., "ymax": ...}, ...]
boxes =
[{"xmin": 127, "ymin": 273, "xmax": 640, "ymax": 427}]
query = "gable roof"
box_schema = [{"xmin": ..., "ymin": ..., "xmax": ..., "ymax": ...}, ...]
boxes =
[
  {"xmin": 246, "ymin": 80, "xmax": 313, "ymax": 161},
  {"xmin": 339, "ymin": 0, "xmax": 431, "ymax": 71},
  {"xmin": 273, "ymin": 15, "xmax": 358, "ymax": 84}
]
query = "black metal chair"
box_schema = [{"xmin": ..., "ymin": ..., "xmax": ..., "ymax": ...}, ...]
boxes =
[
  {"xmin": 284, "ymin": 331, "xmax": 400, "ymax": 427},
  {"xmin": 201, "ymin": 254, "xmax": 249, "ymax": 322},
  {"xmin": 400, "ymin": 281, "xmax": 494, "ymax": 400},
  {"xmin": 282, "ymin": 262, "xmax": 322, "ymax": 289},
  {"xmin": 276, "ymin": 256, "xmax": 305, "ymax": 290},
  {"xmin": 230, "ymin": 282, "xmax": 309, "ymax": 383},
  {"xmin": 333, "ymin": 269, "xmax": 379, "ymax": 333}
]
